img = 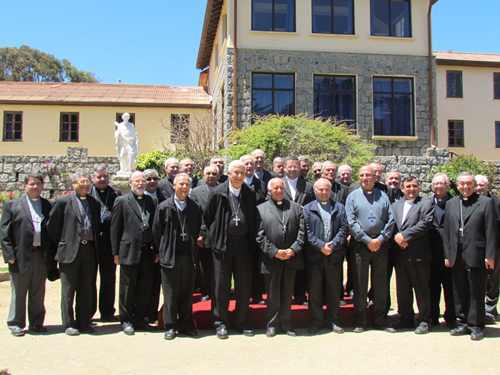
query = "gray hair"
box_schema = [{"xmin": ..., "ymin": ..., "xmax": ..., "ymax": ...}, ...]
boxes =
[
  {"xmin": 314, "ymin": 178, "xmax": 332, "ymax": 189},
  {"xmin": 251, "ymin": 149, "xmax": 266, "ymax": 159},
  {"xmin": 267, "ymin": 177, "xmax": 284, "ymax": 190},
  {"xmin": 129, "ymin": 171, "xmax": 144, "ymax": 182},
  {"xmin": 73, "ymin": 171, "xmax": 90, "ymax": 182},
  {"xmin": 321, "ymin": 160, "xmax": 336, "ymax": 172},
  {"xmin": 285, "ymin": 156, "xmax": 299, "ymax": 165},
  {"xmin": 210, "ymin": 155, "xmax": 224, "ymax": 164},
  {"xmin": 164, "ymin": 157, "xmax": 179, "ymax": 168},
  {"xmin": 204, "ymin": 165, "xmax": 218, "ymax": 174},
  {"xmin": 173, "ymin": 172, "xmax": 192, "ymax": 184},
  {"xmin": 228, "ymin": 160, "xmax": 245, "ymax": 173},
  {"xmin": 432, "ymin": 172, "xmax": 450, "ymax": 185},
  {"xmin": 179, "ymin": 158, "xmax": 193, "ymax": 167},
  {"xmin": 312, "ymin": 162, "xmax": 323, "ymax": 170},
  {"xmin": 239, "ymin": 155, "xmax": 255, "ymax": 163},
  {"xmin": 298, "ymin": 156, "xmax": 310, "ymax": 163},
  {"xmin": 273, "ymin": 157, "xmax": 285, "ymax": 165},
  {"xmin": 475, "ymin": 174, "xmax": 489, "ymax": 184},
  {"xmin": 338, "ymin": 165, "xmax": 352, "ymax": 174},
  {"xmin": 94, "ymin": 165, "xmax": 107, "ymax": 173},
  {"xmin": 457, "ymin": 171, "xmax": 474, "ymax": 182},
  {"xmin": 143, "ymin": 169, "xmax": 159, "ymax": 178}
]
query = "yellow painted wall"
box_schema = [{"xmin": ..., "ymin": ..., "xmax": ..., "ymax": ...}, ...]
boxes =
[
  {"xmin": 436, "ymin": 64, "xmax": 500, "ymax": 160},
  {"xmin": 0, "ymin": 104, "xmax": 210, "ymax": 157}
]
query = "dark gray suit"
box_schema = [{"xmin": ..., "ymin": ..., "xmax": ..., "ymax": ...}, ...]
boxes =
[
  {"xmin": 392, "ymin": 197, "xmax": 434, "ymax": 326},
  {"xmin": 256, "ymin": 199, "xmax": 304, "ymax": 331},
  {"xmin": 1, "ymin": 196, "xmax": 55, "ymax": 329}
]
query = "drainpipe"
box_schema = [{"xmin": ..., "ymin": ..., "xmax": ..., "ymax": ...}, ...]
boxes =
[
  {"xmin": 428, "ymin": 1, "xmax": 437, "ymax": 147},
  {"xmin": 232, "ymin": 0, "xmax": 238, "ymax": 133}
]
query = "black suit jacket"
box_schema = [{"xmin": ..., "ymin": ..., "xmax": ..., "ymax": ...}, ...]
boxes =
[
  {"xmin": 158, "ymin": 178, "xmax": 174, "ymax": 200},
  {"xmin": 256, "ymin": 199, "xmax": 305, "ymax": 274},
  {"xmin": 392, "ymin": 196, "xmax": 434, "ymax": 261},
  {"xmin": 330, "ymin": 181, "xmax": 348, "ymax": 206},
  {"xmin": 282, "ymin": 176, "xmax": 315, "ymax": 207},
  {"xmin": 247, "ymin": 177, "xmax": 267, "ymax": 205},
  {"xmin": 256, "ymin": 169, "xmax": 273, "ymax": 186},
  {"xmin": 190, "ymin": 183, "xmax": 215, "ymax": 238},
  {"xmin": 429, "ymin": 193, "xmax": 452, "ymax": 262},
  {"xmin": 444, "ymin": 193, "xmax": 498, "ymax": 268},
  {"xmin": 110, "ymin": 193, "xmax": 158, "ymax": 266},
  {"xmin": 48, "ymin": 193, "xmax": 100, "ymax": 264},
  {"xmin": 1, "ymin": 196, "xmax": 56, "ymax": 273}
]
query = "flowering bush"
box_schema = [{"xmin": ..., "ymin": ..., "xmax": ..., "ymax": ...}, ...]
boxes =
[
  {"xmin": 0, "ymin": 191, "xmax": 20, "ymax": 203},
  {"xmin": 59, "ymin": 190, "xmax": 73, "ymax": 196}
]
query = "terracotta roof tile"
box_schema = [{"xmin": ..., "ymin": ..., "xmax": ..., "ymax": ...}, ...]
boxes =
[
  {"xmin": 0, "ymin": 82, "xmax": 211, "ymax": 107},
  {"xmin": 434, "ymin": 51, "xmax": 500, "ymax": 67}
]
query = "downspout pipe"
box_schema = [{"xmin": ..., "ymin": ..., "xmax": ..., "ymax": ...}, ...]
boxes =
[
  {"xmin": 232, "ymin": 0, "xmax": 238, "ymax": 133},
  {"xmin": 428, "ymin": 0, "xmax": 438, "ymax": 147}
]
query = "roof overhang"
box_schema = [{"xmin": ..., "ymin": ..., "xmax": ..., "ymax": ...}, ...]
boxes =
[{"xmin": 196, "ymin": 0, "xmax": 224, "ymax": 70}]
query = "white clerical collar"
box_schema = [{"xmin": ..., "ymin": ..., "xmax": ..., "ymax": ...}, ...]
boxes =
[
  {"xmin": 362, "ymin": 188, "xmax": 374, "ymax": 195},
  {"xmin": 274, "ymin": 200, "xmax": 283, "ymax": 205},
  {"xmin": 405, "ymin": 199, "xmax": 415, "ymax": 204},
  {"xmin": 287, "ymin": 176, "xmax": 298, "ymax": 183},
  {"xmin": 29, "ymin": 197, "xmax": 40, "ymax": 201},
  {"xmin": 76, "ymin": 193, "xmax": 86, "ymax": 200},
  {"xmin": 229, "ymin": 183, "xmax": 241, "ymax": 197},
  {"xmin": 244, "ymin": 175, "xmax": 254, "ymax": 185}
]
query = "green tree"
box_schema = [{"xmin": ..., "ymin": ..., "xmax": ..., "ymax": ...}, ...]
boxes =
[
  {"xmin": 222, "ymin": 114, "xmax": 376, "ymax": 178},
  {"xmin": 430, "ymin": 154, "xmax": 495, "ymax": 196},
  {"xmin": 0, "ymin": 45, "xmax": 99, "ymax": 83}
]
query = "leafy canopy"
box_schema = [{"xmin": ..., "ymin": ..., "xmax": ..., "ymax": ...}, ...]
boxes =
[
  {"xmin": 430, "ymin": 154, "xmax": 495, "ymax": 196},
  {"xmin": 0, "ymin": 45, "xmax": 99, "ymax": 83},
  {"xmin": 222, "ymin": 114, "xmax": 375, "ymax": 178}
]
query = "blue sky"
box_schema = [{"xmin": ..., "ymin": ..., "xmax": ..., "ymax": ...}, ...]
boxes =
[{"xmin": 1, "ymin": 0, "xmax": 498, "ymax": 87}]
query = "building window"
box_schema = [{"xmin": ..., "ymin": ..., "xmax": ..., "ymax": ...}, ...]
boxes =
[
  {"xmin": 3, "ymin": 111, "xmax": 23, "ymax": 141},
  {"xmin": 448, "ymin": 120, "xmax": 464, "ymax": 147},
  {"xmin": 494, "ymin": 73, "xmax": 500, "ymax": 100},
  {"xmin": 446, "ymin": 71, "xmax": 463, "ymax": 98},
  {"xmin": 252, "ymin": 0, "xmax": 296, "ymax": 32},
  {"xmin": 171, "ymin": 114, "xmax": 190, "ymax": 143},
  {"xmin": 116, "ymin": 113, "xmax": 135, "ymax": 124},
  {"xmin": 373, "ymin": 77, "xmax": 414, "ymax": 136},
  {"xmin": 312, "ymin": 0, "xmax": 354, "ymax": 35},
  {"xmin": 314, "ymin": 75, "xmax": 356, "ymax": 128},
  {"xmin": 370, "ymin": 0, "xmax": 411, "ymax": 37},
  {"xmin": 496, "ymin": 122, "xmax": 500, "ymax": 148},
  {"xmin": 252, "ymin": 73, "xmax": 295, "ymax": 117},
  {"xmin": 60, "ymin": 113, "xmax": 79, "ymax": 142}
]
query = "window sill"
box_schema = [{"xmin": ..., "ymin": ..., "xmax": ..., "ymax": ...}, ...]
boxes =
[
  {"xmin": 309, "ymin": 33, "xmax": 358, "ymax": 39},
  {"xmin": 369, "ymin": 36, "xmax": 415, "ymax": 42},
  {"xmin": 2, "ymin": 140, "xmax": 23, "ymax": 142},
  {"xmin": 372, "ymin": 136, "xmax": 418, "ymax": 141},
  {"xmin": 446, "ymin": 97, "xmax": 464, "ymax": 100},
  {"xmin": 448, "ymin": 146, "xmax": 465, "ymax": 148},
  {"xmin": 249, "ymin": 30, "xmax": 299, "ymax": 36}
]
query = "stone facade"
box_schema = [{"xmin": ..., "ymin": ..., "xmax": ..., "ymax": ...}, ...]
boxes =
[
  {"xmin": 212, "ymin": 47, "xmax": 235, "ymax": 141},
  {"xmin": 0, "ymin": 147, "xmax": 119, "ymax": 198},
  {"xmin": 234, "ymin": 48, "xmax": 436, "ymax": 156}
]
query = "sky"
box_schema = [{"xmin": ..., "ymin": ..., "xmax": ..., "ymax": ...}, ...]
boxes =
[{"xmin": 1, "ymin": 0, "xmax": 498, "ymax": 87}]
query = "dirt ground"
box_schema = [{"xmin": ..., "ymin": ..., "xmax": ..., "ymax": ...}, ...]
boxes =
[{"xmin": 1, "ymin": 273, "xmax": 499, "ymax": 375}]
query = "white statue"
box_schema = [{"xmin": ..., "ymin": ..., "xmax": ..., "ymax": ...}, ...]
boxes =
[{"xmin": 114, "ymin": 113, "xmax": 139, "ymax": 177}]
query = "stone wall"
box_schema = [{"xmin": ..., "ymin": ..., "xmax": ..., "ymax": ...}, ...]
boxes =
[
  {"xmin": 235, "ymin": 48, "xmax": 436, "ymax": 157},
  {"xmin": 0, "ymin": 147, "xmax": 119, "ymax": 199},
  {"xmin": 212, "ymin": 47, "xmax": 235, "ymax": 142}
]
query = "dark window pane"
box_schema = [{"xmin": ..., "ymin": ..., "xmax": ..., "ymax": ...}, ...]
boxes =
[
  {"xmin": 253, "ymin": 73, "xmax": 273, "ymax": 88},
  {"xmin": 274, "ymin": 0, "xmax": 295, "ymax": 32},
  {"xmin": 335, "ymin": 76, "xmax": 354, "ymax": 91},
  {"xmin": 336, "ymin": 92, "xmax": 355, "ymax": 122},
  {"xmin": 275, "ymin": 91, "xmax": 294, "ymax": 115},
  {"xmin": 312, "ymin": 0, "xmax": 332, "ymax": 34},
  {"xmin": 371, "ymin": 0, "xmax": 389, "ymax": 36},
  {"xmin": 494, "ymin": 73, "xmax": 500, "ymax": 100},
  {"xmin": 314, "ymin": 76, "xmax": 335, "ymax": 90},
  {"xmin": 333, "ymin": 0, "xmax": 354, "ymax": 34},
  {"xmin": 374, "ymin": 77, "xmax": 392, "ymax": 92},
  {"xmin": 371, "ymin": 0, "xmax": 410, "ymax": 37},
  {"xmin": 394, "ymin": 93, "xmax": 413, "ymax": 135},
  {"xmin": 374, "ymin": 93, "xmax": 393, "ymax": 135},
  {"xmin": 446, "ymin": 71, "xmax": 463, "ymax": 98},
  {"xmin": 253, "ymin": 90, "xmax": 273, "ymax": 116},
  {"xmin": 391, "ymin": 0, "xmax": 411, "ymax": 37},
  {"xmin": 448, "ymin": 120, "xmax": 464, "ymax": 147},
  {"xmin": 315, "ymin": 92, "xmax": 334, "ymax": 118},
  {"xmin": 496, "ymin": 122, "xmax": 500, "ymax": 148},
  {"xmin": 274, "ymin": 74, "xmax": 294, "ymax": 89},
  {"xmin": 253, "ymin": 0, "xmax": 273, "ymax": 31},
  {"xmin": 253, "ymin": 0, "xmax": 294, "ymax": 32},
  {"xmin": 394, "ymin": 78, "xmax": 412, "ymax": 93}
]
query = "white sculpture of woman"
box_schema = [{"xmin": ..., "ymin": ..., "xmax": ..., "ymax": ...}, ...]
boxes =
[{"xmin": 114, "ymin": 113, "xmax": 139, "ymax": 176}]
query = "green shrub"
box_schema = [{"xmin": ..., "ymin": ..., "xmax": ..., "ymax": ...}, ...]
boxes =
[{"xmin": 430, "ymin": 154, "xmax": 495, "ymax": 196}]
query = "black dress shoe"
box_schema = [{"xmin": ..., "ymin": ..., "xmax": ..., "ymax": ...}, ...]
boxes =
[
  {"xmin": 485, "ymin": 315, "xmax": 496, "ymax": 325},
  {"xmin": 286, "ymin": 330, "xmax": 297, "ymax": 337},
  {"xmin": 216, "ymin": 325, "xmax": 228, "ymax": 339},
  {"xmin": 164, "ymin": 329, "xmax": 176, "ymax": 340},
  {"xmin": 179, "ymin": 328, "xmax": 198, "ymax": 337},
  {"xmin": 29, "ymin": 325, "xmax": 47, "ymax": 333},
  {"xmin": 122, "ymin": 322, "xmax": 135, "ymax": 336},
  {"xmin": 266, "ymin": 327, "xmax": 277, "ymax": 337},
  {"xmin": 308, "ymin": 326, "xmax": 320, "ymax": 335},
  {"xmin": 414, "ymin": 322, "xmax": 429, "ymax": 335},
  {"xmin": 200, "ymin": 295, "xmax": 210, "ymax": 302},
  {"xmin": 78, "ymin": 324, "xmax": 95, "ymax": 334},
  {"xmin": 241, "ymin": 329, "xmax": 255, "ymax": 337},
  {"xmin": 136, "ymin": 321, "xmax": 157, "ymax": 332},
  {"xmin": 9, "ymin": 326, "xmax": 25, "ymax": 337},
  {"xmin": 101, "ymin": 315, "xmax": 119, "ymax": 323},
  {"xmin": 470, "ymin": 329, "xmax": 484, "ymax": 341},
  {"xmin": 65, "ymin": 327, "xmax": 80, "ymax": 336},
  {"xmin": 393, "ymin": 321, "xmax": 415, "ymax": 329},
  {"xmin": 353, "ymin": 327, "xmax": 364, "ymax": 333},
  {"xmin": 332, "ymin": 324, "xmax": 344, "ymax": 334},
  {"xmin": 339, "ymin": 300, "xmax": 347, "ymax": 306},
  {"xmin": 374, "ymin": 326, "xmax": 396, "ymax": 333},
  {"xmin": 450, "ymin": 326, "xmax": 469, "ymax": 336}
]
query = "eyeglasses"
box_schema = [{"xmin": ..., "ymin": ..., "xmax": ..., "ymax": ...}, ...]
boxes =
[
  {"xmin": 205, "ymin": 172, "xmax": 217, "ymax": 176},
  {"xmin": 359, "ymin": 174, "xmax": 373, "ymax": 177},
  {"xmin": 27, "ymin": 182, "xmax": 43, "ymax": 187},
  {"xmin": 458, "ymin": 181, "xmax": 474, "ymax": 187},
  {"xmin": 146, "ymin": 177, "xmax": 158, "ymax": 182},
  {"xmin": 433, "ymin": 182, "xmax": 447, "ymax": 187},
  {"xmin": 404, "ymin": 184, "xmax": 419, "ymax": 189}
]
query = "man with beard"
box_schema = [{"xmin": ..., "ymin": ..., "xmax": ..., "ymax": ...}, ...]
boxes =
[
  {"xmin": 257, "ymin": 178, "xmax": 305, "ymax": 337},
  {"xmin": 111, "ymin": 171, "xmax": 158, "ymax": 335},
  {"xmin": 153, "ymin": 173, "xmax": 202, "ymax": 340}
]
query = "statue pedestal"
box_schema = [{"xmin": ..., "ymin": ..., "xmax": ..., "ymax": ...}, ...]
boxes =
[{"xmin": 110, "ymin": 176, "xmax": 131, "ymax": 195}]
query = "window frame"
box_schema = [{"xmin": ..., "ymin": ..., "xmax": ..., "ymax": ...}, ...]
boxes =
[
  {"xmin": 495, "ymin": 121, "xmax": 500, "ymax": 148},
  {"xmin": 313, "ymin": 74, "xmax": 357, "ymax": 130},
  {"xmin": 311, "ymin": 0, "xmax": 355, "ymax": 35},
  {"xmin": 446, "ymin": 70, "xmax": 463, "ymax": 99},
  {"xmin": 251, "ymin": 72, "xmax": 296, "ymax": 118},
  {"xmin": 3, "ymin": 111, "xmax": 23, "ymax": 142},
  {"xmin": 370, "ymin": 0, "xmax": 412, "ymax": 38},
  {"xmin": 448, "ymin": 120, "xmax": 464, "ymax": 148},
  {"xmin": 373, "ymin": 76, "xmax": 415, "ymax": 137},
  {"xmin": 170, "ymin": 114, "xmax": 190, "ymax": 144},
  {"xmin": 252, "ymin": 0, "xmax": 296, "ymax": 32},
  {"xmin": 494, "ymin": 72, "xmax": 500, "ymax": 100},
  {"xmin": 60, "ymin": 112, "xmax": 79, "ymax": 142}
]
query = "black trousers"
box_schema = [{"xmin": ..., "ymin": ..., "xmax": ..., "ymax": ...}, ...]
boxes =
[
  {"xmin": 59, "ymin": 242, "xmax": 96, "ymax": 329},
  {"xmin": 196, "ymin": 246, "xmax": 213, "ymax": 298},
  {"xmin": 119, "ymin": 246, "xmax": 154, "ymax": 326},
  {"xmin": 212, "ymin": 236, "xmax": 253, "ymax": 330},
  {"xmin": 485, "ymin": 259, "xmax": 500, "ymax": 319},
  {"xmin": 263, "ymin": 267, "xmax": 296, "ymax": 331},
  {"xmin": 452, "ymin": 249, "xmax": 487, "ymax": 329},
  {"xmin": 147, "ymin": 262, "xmax": 161, "ymax": 322},
  {"xmin": 395, "ymin": 254, "xmax": 431, "ymax": 325},
  {"xmin": 351, "ymin": 240, "xmax": 389, "ymax": 328},
  {"xmin": 92, "ymin": 234, "xmax": 116, "ymax": 319},
  {"xmin": 161, "ymin": 254, "xmax": 196, "ymax": 330},
  {"xmin": 308, "ymin": 257, "xmax": 342, "ymax": 330},
  {"xmin": 429, "ymin": 258, "xmax": 456, "ymax": 325}
]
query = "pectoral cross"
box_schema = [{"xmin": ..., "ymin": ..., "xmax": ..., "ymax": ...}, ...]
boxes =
[
  {"xmin": 234, "ymin": 216, "xmax": 241, "ymax": 226},
  {"xmin": 180, "ymin": 231, "xmax": 187, "ymax": 241},
  {"xmin": 368, "ymin": 212, "xmax": 376, "ymax": 223},
  {"xmin": 283, "ymin": 223, "xmax": 287, "ymax": 233}
]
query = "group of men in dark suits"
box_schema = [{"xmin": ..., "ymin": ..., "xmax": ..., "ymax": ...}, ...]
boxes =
[{"xmin": 2, "ymin": 152, "xmax": 499, "ymax": 342}]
